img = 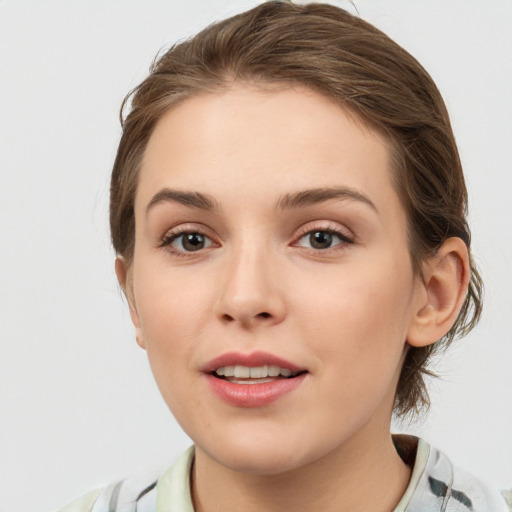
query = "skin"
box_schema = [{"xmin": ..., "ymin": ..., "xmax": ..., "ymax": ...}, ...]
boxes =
[{"xmin": 116, "ymin": 83, "xmax": 469, "ymax": 512}]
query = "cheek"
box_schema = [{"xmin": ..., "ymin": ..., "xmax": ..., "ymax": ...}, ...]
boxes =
[
  {"xmin": 290, "ymin": 267, "xmax": 413, "ymax": 434},
  {"xmin": 294, "ymin": 253, "xmax": 415, "ymax": 368},
  {"xmin": 134, "ymin": 277, "xmax": 209, "ymax": 418},
  {"xmin": 135, "ymin": 258, "xmax": 209, "ymax": 329},
  {"xmin": 133, "ymin": 264, "xmax": 213, "ymax": 376}
]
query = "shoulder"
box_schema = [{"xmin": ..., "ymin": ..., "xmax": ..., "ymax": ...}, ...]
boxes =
[
  {"xmin": 57, "ymin": 489, "xmax": 102, "ymax": 512},
  {"xmin": 56, "ymin": 446, "xmax": 195, "ymax": 512},
  {"xmin": 56, "ymin": 473, "xmax": 159, "ymax": 512},
  {"xmin": 57, "ymin": 474, "xmax": 160, "ymax": 512},
  {"xmin": 399, "ymin": 436, "xmax": 510, "ymax": 511},
  {"xmin": 501, "ymin": 489, "xmax": 512, "ymax": 511},
  {"xmin": 432, "ymin": 443, "xmax": 510, "ymax": 512}
]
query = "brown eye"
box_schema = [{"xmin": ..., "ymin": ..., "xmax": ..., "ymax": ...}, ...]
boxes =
[
  {"xmin": 180, "ymin": 233, "xmax": 206, "ymax": 251},
  {"xmin": 163, "ymin": 231, "xmax": 215, "ymax": 253},
  {"xmin": 309, "ymin": 231, "xmax": 333, "ymax": 249},
  {"xmin": 296, "ymin": 229, "xmax": 352, "ymax": 250}
]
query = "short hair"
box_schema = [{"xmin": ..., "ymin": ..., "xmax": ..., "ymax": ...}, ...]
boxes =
[{"xmin": 110, "ymin": 1, "xmax": 483, "ymax": 418}]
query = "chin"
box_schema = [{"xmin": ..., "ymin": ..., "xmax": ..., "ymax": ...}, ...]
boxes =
[
  {"xmin": 209, "ymin": 445, "xmax": 309, "ymax": 475},
  {"xmin": 195, "ymin": 423, "xmax": 332, "ymax": 476}
]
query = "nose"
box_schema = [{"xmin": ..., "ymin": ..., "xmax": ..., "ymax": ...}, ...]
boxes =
[{"xmin": 213, "ymin": 244, "xmax": 286, "ymax": 328}]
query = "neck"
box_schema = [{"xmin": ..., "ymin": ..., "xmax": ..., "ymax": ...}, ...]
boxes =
[{"xmin": 192, "ymin": 425, "xmax": 411, "ymax": 512}]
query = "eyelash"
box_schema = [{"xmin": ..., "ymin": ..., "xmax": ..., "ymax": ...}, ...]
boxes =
[
  {"xmin": 160, "ymin": 223, "xmax": 354, "ymax": 256},
  {"xmin": 292, "ymin": 223, "xmax": 354, "ymax": 252},
  {"xmin": 160, "ymin": 227, "xmax": 217, "ymax": 257}
]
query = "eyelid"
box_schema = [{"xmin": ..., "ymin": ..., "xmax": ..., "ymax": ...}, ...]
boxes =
[
  {"xmin": 158, "ymin": 220, "xmax": 354, "ymax": 256},
  {"xmin": 292, "ymin": 221, "xmax": 354, "ymax": 245},
  {"xmin": 160, "ymin": 223, "xmax": 220, "ymax": 254}
]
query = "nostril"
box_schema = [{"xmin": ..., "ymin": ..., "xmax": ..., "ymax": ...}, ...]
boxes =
[{"xmin": 218, "ymin": 311, "xmax": 274, "ymax": 324}]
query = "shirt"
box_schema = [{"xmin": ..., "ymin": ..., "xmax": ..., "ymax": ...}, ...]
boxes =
[{"xmin": 58, "ymin": 436, "xmax": 512, "ymax": 512}]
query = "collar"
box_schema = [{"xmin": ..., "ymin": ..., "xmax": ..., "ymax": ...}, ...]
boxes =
[{"xmin": 155, "ymin": 437, "xmax": 508, "ymax": 511}]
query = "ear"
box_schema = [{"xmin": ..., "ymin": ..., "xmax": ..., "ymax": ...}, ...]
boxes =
[
  {"xmin": 407, "ymin": 237, "xmax": 470, "ymax": 348},
  {"xmin": 115, "ymin": 256, "xmax": 146, "ymax": 349}
]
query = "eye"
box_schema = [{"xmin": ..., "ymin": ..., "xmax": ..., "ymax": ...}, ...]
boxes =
[
  {"xmin": 162, "ymin": 231, "xmax": 215, "ymax": 253},
  {"xmin": 296, "ymin": 229, "xmax": 352, "ymax": 250}
]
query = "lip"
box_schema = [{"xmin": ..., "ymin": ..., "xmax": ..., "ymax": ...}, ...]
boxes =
[
  {"xmin": 205, "ymin": 373, "xmax": 307, "ymax": 408},
  {"xmin": 203, "ymin": 351, "xmax": 308, "ymax": 408},
  {"xmin": 202, "ymin": 351, "xmax": 305, "ymax": 374}
]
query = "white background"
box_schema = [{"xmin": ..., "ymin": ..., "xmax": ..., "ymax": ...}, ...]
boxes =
[{"xmin": 1, "ymin": 1, "xmax": 511, "ymax": 510}]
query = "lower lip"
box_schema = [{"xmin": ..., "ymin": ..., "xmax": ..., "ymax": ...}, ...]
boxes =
[{"xmin": 205, "ymin": 373, "xmax": 307, "ymax": 408}]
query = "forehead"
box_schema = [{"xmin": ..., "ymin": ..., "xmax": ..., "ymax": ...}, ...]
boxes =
[{"xmin": 137, "ymin": 83, "xmax": 397, "ymax": 215}]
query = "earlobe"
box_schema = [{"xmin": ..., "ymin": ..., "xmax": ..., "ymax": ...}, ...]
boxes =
[
  {"xmin": 115, "ymin": 256, "xmax": 128, "ymax": 292},
  {"xmin": 114, "ymin": 256, "xmax": 145, "ymax": 349},
  {"xmin": 407, "ymin": 237, "xmax": 470, "ymax": 348}
]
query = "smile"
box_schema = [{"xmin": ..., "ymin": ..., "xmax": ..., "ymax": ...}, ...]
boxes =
[
  {"xmin": 204, "ymin": 352, "xmax": 308, "ymax": 407},
  {"xmin": 214, "ymin": 365, "xmax": 300, "ymax": 383}
]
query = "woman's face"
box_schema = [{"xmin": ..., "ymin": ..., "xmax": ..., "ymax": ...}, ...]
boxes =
[{"xmin": 124, "ymin": 84, "xmax": 427, "ymax": 474}]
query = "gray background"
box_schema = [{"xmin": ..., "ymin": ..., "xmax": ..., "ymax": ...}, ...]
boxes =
[{"xmin": 1, "ymin": 1, "xmax": 511, "ymax": 510}]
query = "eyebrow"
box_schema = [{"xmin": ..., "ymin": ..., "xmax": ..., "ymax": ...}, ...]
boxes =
[
  {"xmin": 146, "ymin": 188, "xmax": 219, "ymax": 214},
  {"xmin": 145, "ymin": 186, "xmax": 377, "ymax": 215},
  {"xmin": 276, "ymin": 187, "xmax": 378, "ymax": 212}
]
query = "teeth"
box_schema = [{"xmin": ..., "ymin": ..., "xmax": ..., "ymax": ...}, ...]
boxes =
[
  {"xmin": 230, "ymin": 378, "xmax": 275, "ymax": 385},
  {"xmin": 215, "ymin": 365, "xmax": 298, "ymax": 379},
  {"xmin": 233, "ymin": 366, "xmax": 250, "ymax": 378},
  {"xmin": 268, "ymin": 365, "xmax": 280, "ymax": 377},
  {"xmin": 250, "ymin": 365, "xmax": 268, "ymax": 378}
]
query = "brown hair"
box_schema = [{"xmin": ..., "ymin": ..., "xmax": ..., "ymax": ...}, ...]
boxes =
[{"xmin": 110, "ymin": 1, "xmax": 483, "ymax": 418}]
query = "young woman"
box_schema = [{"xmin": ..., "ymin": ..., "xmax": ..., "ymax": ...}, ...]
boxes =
[{"xmin": 59, "ymin": 2, "xmax": 510, "ymax": 511}]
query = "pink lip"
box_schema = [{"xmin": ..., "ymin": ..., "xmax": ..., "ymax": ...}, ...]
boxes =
[
  {"xmin": 203, "ymin": 351, "xmax": 308, "ymax": 408},
  {"xmin": 202, "ymin": 351, "xmax": 305, "ymax": 374},
  {"xmin": 205, "ymin": 373, "xmax": 307, "ymax": 408}
]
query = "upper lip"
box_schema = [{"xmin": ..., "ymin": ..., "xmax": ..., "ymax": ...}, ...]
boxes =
[{"xmin": 202, "ymin": 351, "xmax": 306, "ymax": 374}]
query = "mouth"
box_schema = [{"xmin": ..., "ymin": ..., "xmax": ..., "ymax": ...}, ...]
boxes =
[
  {"xmin": 211, "ymin": 364, "xmax": 306, "ymax": 384},
  {"xmin": 203, "ymin": 351, "xmax": 308, "ymax": 406}
]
